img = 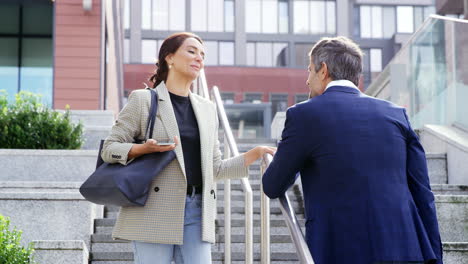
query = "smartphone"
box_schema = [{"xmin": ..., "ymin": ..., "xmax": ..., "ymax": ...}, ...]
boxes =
[{"xmin": 156, "ymin": 139, "xmax": 175, "ymax": 146}]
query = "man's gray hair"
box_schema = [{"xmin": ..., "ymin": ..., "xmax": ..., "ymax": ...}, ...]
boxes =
[{"xmin": 309, "ymin": 37, "xmax": 364, "ymax": 86}]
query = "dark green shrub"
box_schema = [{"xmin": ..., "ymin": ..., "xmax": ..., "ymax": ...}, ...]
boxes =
[
  {"xmin": 0, "ymin": 90, "xmax": 83, "ymax": 149},
  {"xmin": 0, "ymin": 215, "xmax": 36, "ymax": 264}
]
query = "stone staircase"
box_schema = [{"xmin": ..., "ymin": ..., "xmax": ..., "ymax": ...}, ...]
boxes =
[{"xmin": 87, "ymin": 140, "xmax": 468, "ymax": 264}]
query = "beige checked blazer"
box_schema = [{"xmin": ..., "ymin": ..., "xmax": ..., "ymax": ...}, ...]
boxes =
[{"xmin": 101, "ymin": 82, "xmax": 248, "ymax": 245}]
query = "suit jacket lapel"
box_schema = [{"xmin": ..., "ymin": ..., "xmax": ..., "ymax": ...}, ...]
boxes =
[
  {"xmin": 155, "ymin": 83, "xmax": 186, "ymax": 179},
  {"xmin": 189, "ymin": 93, "xmax": 211, "ymax": 183}
]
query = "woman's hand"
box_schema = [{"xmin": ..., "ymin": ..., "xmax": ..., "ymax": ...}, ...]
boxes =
[
  {"xmin": 244, "ymin": 146, "xmax": 277, "ymax": 167},
  {"xmin": 128, "ymin": 136, "xmax": 178, "ymax": 159}
]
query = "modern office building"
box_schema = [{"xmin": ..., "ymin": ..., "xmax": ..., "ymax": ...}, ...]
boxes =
[
  {"xmin": 122, "ymin": 0, "xmax": 437, "ymax": 137},
  {"xmin": 0, "ymin": 0, "xmax": 439, "ymax": 137}
]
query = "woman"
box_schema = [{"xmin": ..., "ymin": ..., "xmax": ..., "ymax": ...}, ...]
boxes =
[{"xmin": 101, "ymin": 32, "xmax": 275, "ymax": 263}]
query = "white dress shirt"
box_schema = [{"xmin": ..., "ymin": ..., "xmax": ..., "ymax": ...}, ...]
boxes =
[{"xmin": 325, "ymin": 80, "xmax": 360, "ymax": 91}]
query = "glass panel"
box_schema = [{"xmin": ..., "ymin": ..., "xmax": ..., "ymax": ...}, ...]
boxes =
[
  {"xmin": 246, "ymin": 0, "xmax": 261, "ymax": 33},
  {"xmin": 219, "ymin": 42, "xmax": 234, "ymax": 65},
  {"xmin": 383, "ymin": 7, "xmax": 396, "ymax": 38},
  {"xmin": 204, "ymin": 41, "xmax": 218, "ymax": 66},
  {"xmin": 0, "ymin": 38, "xmax": 19, "ymax": 102},
  {"xmin": 224, "ymin": 0, "xmax": 235, "ymax": 32},
  {"xmin": 192, "ymin": 0, "xmax": 207, "ymax": 31},
  {"xmin": 273, "ymin": 43, "xmax": 288, "ymax": 67},
  {"xmin": 153, "ymin": 0, "xmax": 169, "ymax": 30},
  {"xmin": 295, "ymin": 43, "xmax": 313, "ymax": 68},
  {"xmin": 124, "ymin": 0, "xmax": 130, "ymax": 29},
  {"xmin": 22, "ymin": 5, "xmax": 52, "ymax": 35},
  {"xmin": 169, "ymin": 0, "xmax": 185, "ymax": 30},
  {"xmin": 0, "ymin": 5, "xmax": 19, "ymax": 34},
  {"xmin": 326, "ymin": 1, "xmax": 336, "ymax": 34},
  {"xmin": 141, "ymin": 40, "xmax": 157, "ymax": 63},
  {"xmin": 263, "ymin": 0, "xmax": 278, "ymax": 33},
  {"xmin": 256, "ymin": 42, "xmax": 273, "ymax": 67},
  {"xmin": 124, "ymin": 38, "xmax": 130, "ymax": 63},
  {"xmin": 310, "ymin": 1, "xmax": 325, "ymax": 34},
  {"xmin": 371, "ymin": 6, "xmax": 382, "ymax": 38},
  {"xmin": 208, "ymin": 0, "xmax": 223, "ymax": 32},
  {"xmin": 20, "ymin": 38, "xmax": 53, "ymax": 106},
  {"xmin": 294, "ymin": 0, "xmax": 309, "ymax": 34},
  {"xmin": 370, "ymin": 48, "xmax": 382, "ymax": 72},
  {"xmin": 397, "ymin": 6, "xmax": 414, "ymax": 33},
  {"xmin": 278, "ymin": 0, "xmax": 288, "ymax": 33},
  {"xmin": 246, "ymin": 42, "xmax": 255, "ymax": 66},
  {"xmin": 142, "ymin": 0, "xmax": 152, "ymax": 29},
  {"xmin": 360, "ymin": 6, "xmax": 371, "ymax": 38}
]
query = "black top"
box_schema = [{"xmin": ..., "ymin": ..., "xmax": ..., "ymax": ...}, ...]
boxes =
[{"xmin": 169, "ymin": 92, "xmax": 203, "ymax": 187}]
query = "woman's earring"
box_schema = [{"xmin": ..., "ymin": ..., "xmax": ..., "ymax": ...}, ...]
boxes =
[{"xmin": 169, "ymin": 64, "xmax": 173, "ymax": 69}]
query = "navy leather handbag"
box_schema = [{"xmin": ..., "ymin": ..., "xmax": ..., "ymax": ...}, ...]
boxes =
[{"xmin": 79, "ymin": 89, "xmax": 176, "ymax": 207}]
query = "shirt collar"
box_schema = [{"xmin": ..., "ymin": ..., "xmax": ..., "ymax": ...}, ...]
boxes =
[{"xmin": 325, "ymin": 80, "xmax": 359, "ymax": 91}]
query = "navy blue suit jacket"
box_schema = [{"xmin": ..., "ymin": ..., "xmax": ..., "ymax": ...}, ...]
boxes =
[{"xmin": 263, "ymin": 86, "xmax": 443, "ymax": 264}]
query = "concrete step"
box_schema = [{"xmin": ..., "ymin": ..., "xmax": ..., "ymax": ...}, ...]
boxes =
[
  {"xmin": 90, "ymin": 242, "xmax": 468, "ymax": 263},
  {"xmin": 90, "ymin": 251, "xmax": 300, "ymax": 261}
]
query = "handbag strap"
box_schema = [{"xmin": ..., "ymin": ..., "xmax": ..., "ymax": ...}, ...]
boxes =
[{"xmin": 144, "ymin": 89, "xmax": 158, "ymax": 140}]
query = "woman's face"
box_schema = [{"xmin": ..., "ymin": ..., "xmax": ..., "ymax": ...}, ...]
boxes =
[{"xmin": 166, "ymin": 37, "xmax": 205, "ymax": 81}]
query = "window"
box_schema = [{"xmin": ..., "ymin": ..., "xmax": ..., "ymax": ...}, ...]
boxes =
[
  {"xmin": 203, "ymin": 41, "xmax": 235, "ymax": 66},
  {"xmin": 294, "ymin": 0, "xmax": 336, "ymax": 34},
  {"xmin": 124, "ymin": 0, "xmax": 130, "ymax": 30},
  {"xmin": 370, "ymin": 49, "xmax": 382, "ymax": 73},
  {"xmin": 270, "ymin": 93, "xmax": 288, "ymax": 117},
  {"xmin": 0, "ymin": 3, "xmax": 53, "ymax": 106},
  {"xmin": 124, "ymin": 38, "xmax": 130, "ymax": 63},
  {"xmin": 362, "ymin": 48, "xmax": 382, "ymax": 89},
  {"xmin": 295, "ymin": 94, "xmax": 309, "ymax": 104},
  {"xmin": 359, "ymin": 6, "xmax": 383, "ymax": 38},
  {"xmin": 397, "ymin": 6, "xmax": 414, "ymax": 33},
  {"xmin": 246, "ymin": 0, "xmax": 289, "ymax": 33},
  {"xmin": 142, "ymin": 0, "xmax": 185, "ymax": 31},
  {"xmin": 295, "ymin": 43, "xmax": 314, "ymax": 69},
  {"xmin": 359, "ymin": 5, "xmax": 434, "ymax": 38},
  {"xmin": 141, "ymin": 39, "xmax": 164, "ymax": 63},
  {"xmin": 246, "ymin": 42, "xmax": 288, "ymax": 67},
  {"xmin": 244, "ymin": 93, "xmax": 263, "ymax": 103},
  {"xmin": 221, "ymin": 92, "xmax": 235, "ymax": 104},
  {"xmin": 192, "ymin": 0, "xmax": 235, "ymax": 32}
]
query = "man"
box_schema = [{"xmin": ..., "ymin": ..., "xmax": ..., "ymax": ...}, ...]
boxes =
[{"xmin": 262, "ymin": 37, "xmax": 443, "ymax": 264}]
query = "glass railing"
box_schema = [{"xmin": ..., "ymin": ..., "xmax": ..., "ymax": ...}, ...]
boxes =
[{"xmin": 366, "ymin": 15, "xmax": 468, "ymax": 130}]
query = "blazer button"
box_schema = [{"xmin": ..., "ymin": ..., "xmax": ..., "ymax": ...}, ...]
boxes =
[{"xmin": 154, "ymin": 187, "xmax": 160, "ymax": 192}]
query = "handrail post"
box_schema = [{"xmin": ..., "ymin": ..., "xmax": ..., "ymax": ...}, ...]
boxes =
[
  {"xmin": 260, "ymin": 156, "xmax": 271, "ymax": 264},
  {"xmin": 263, "ymin": 154, "xmax": 315, "ymax": 264},
  {"xmin": 223, "ymin": 136, "xmax": 231, "ymax": 264}
]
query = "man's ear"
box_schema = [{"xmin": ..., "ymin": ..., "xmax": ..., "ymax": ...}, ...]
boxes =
[{"xmin": 319, "ymin": 62, "xmax": 329, "ymax": 81}]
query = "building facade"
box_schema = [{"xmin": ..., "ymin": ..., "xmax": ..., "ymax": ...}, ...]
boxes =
[
  {"xmin": 1, "ymin": 0, "xmax": 441, "ymax": 137},
  {"xmin": 123, "ymin": 0, "xmax": 436, "ymax": 114}
]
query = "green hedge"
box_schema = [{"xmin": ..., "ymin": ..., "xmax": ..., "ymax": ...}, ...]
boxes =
[
  {"xmin": 0, "ymin": 215, "xmax": 36, "ymax": 264},
  {"xmin": 0, "ymin": 91, "xmax": 83, "ymax": 149}
]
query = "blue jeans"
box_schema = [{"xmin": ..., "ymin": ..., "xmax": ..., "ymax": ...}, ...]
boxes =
[{"xmin": 132, "ymin": 193, "xmax": 212, "ymax": 264}]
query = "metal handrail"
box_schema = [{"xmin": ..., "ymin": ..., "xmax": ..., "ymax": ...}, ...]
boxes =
[
  {"xmin": 261, "ymin": 154, "xmax": 315, "ymax": 264},
  {"xmin": 196, "ymin": 70, "xmax": 254, "ymax": 264}
]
